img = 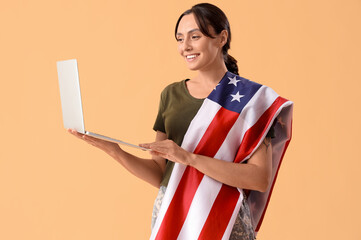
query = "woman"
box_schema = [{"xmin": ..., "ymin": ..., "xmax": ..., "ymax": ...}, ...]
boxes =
[{"xmin": 69, "ymin": 3, "xmax": 293, "ymax": 240}]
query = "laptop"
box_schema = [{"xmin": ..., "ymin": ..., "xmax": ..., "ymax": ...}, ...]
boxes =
[{"xmin": 56, "ymin": 59, "xmax": 150, "ymax": 151}]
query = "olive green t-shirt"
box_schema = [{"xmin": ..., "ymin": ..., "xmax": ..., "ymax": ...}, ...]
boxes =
[
  {"xmin": 153, "ymin": 80, "xmax": 204, "ymax": 186},
  {"xmin": 153, "ymin": 79, "xmax": 275, "ymax": 187}
]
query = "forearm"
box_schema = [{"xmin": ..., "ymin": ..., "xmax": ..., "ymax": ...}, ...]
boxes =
[
  {"xmin": 69, "ymin": 129, "xmax": 166, "ymax": 188},
  {"xmin": 188, "ymin": 142, "xmax": 272, "ymax": 192},
  {"xmin": 189, "ymin": 154, "xmax": 269, "ymax": 192},
  {"xmin": 106, "ymin": 147, "xmax": 164, "ymax": 188},
  {"xmin": 141, "ymin": 138, "xmax": 272, "ymax": 192}
]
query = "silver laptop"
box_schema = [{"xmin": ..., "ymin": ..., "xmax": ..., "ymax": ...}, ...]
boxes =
[{"xmin": 56, "ymin": 59, "xmax": 149, "ymax": 151}]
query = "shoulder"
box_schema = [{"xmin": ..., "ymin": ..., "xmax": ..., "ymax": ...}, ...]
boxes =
[
  {"xmin": 237, "ymin": 75, "xmax": 263, "ymax": 90},
  {"xmin": 161, "ymin": 80, "xmax": 186, "ymax": 93},
  {"xmin": 236, "ymin": 74, "xmax": 278, "ymax": 98},
  {"xmin": 160, "ymin": 80, "xmax": 188, "ymax": 99}
]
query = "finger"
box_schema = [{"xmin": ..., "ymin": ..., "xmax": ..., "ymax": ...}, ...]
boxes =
[
  {"xmin": 139, "ymin": 143, "xmax": 152, "ymax": 149},
  {"xmin": 82, "ymin": 134, "xmax": 95, "ymax": 141},
  {"xmin": 149, "ymin": 145, "xmax": 169, "ymax": 154},
  {"xmin": 83, "ymin": 135, "xmax": 116, "ymax": 148},
  {"xmin": 140, "ymin": 142, "xmax": 170, "ymax": 155},
  {"xmin": 68, "ymin": 129, "xmax": 80, "ymax": 136},
  {"xmin": 82, "ymin": 135, "xmax": 103, "ymax": 145},
  {"xmin": 68, "ymin": 129, "xmax": 85, "ymax": 139},
  {"xmin": 88, "ymin": 136, "xmax": 115, "ymax": 145}
]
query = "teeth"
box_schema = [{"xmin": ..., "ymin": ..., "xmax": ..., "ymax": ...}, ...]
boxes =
[{"xmin": 186, "ymin": 54, "xmax": 198, "ymax": 59}]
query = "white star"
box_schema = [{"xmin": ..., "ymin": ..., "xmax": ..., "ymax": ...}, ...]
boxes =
[
  {"xmin": 230, "ymin": 91, "xmax": 244, "ymax": 102},
  {"xmin": 214, "ymin": 83, "xmax": 221, "ymax": 90},
  {"xmin": 228, "ymin": 76, "xmax": 240, "ymax": 87}
]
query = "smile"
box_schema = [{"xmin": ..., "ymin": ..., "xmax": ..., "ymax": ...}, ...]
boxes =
[{"xmin": 185, "ymin": 54, "xmax": 200, "ymax": 62}]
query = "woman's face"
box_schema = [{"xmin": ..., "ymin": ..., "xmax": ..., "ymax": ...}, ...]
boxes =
[{"xmin": 176, "ymin": 13, "xmax": 224, "ymax": 72}]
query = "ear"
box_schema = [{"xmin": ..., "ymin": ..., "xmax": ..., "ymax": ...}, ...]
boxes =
[{"xmin": 219, "ymin": 30, "xmax": 228, "ymax": 47}]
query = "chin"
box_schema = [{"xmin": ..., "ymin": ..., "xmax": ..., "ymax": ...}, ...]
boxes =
[
  {"xmin": 187, "ymin": 66, "xmax": 199, "ymax": 71},
  {"xmin": 186, "ymin": 63, "xmax": 204, "ymax": 71}
]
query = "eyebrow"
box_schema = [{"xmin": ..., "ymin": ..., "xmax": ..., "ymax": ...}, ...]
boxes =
[{"xmin": 176, "ymin": 28, "xmax": 201, "ymax": 36}]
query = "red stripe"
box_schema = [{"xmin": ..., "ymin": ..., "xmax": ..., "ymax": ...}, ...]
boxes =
[
  {"xmin": 193, "ymin": 107, "xmax": 240, "ymax": 156},
  {"xmin": 154, "ymin": 167, "xmax": 202, "ymax": 240},
  {"xmin": 234, "ymin": 97, "xmax": 287, "ymax": 163},
  {"xmin": 198, "ymin": 186, "xmax": 240, "ymax": 240},
  {"xmin": 155, "ymin": 107, "xmax": 239, "ymax": 240},
  {"xmin": 198, "ymin": 97, "xmax": 288, "ymax": 239},
  {"xmin": 255, "ymin": 119, "xmax": 292, "ymax": 232}
]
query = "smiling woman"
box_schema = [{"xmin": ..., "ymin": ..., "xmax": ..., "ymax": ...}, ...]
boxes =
[
  {"xmin": 176, "ymin": 13, "xmax": 226, "ymax": 74},
  {"xmin": 68, "ymin": 3, "xmax": 293, "ymax": 240},
  {"xmin": 174, "ymin": 4, "xmax": 238, "ymax": 76}
]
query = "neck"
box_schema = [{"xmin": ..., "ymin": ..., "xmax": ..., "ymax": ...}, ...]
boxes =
[{"xmin": 195, "ymin": 61, "xmax": 228, "ymax": 85}]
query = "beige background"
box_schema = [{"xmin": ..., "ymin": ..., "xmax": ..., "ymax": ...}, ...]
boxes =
[{"xmin": 1, "ymin": 0, "xmax": 360, "ymax": 239}]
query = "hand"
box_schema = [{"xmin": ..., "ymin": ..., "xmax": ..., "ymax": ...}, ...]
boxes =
[
  {"xmin": 67, "ymin": 129, "xmax": 121, "ymax": 155},
  {"xmin": 139, "ymin": 140, "xmax": 193, "ymax": 166}
]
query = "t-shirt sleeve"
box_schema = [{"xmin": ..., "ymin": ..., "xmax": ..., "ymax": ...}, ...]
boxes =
[{"xmin": 153, "ymin": 91, "xmax": 166, "ymax": 133}]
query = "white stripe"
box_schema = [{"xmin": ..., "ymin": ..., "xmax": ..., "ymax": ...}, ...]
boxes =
[
  {"xmin": 235, "ymin": 85, "xmax": 278, "ymax": 161},
  {"xmin": 177, "ymin": 176, "xmax": 222, "ymax": 239},
  {"xmin": 241, "ymin": 86, "xmax": 278, "ymax": 128},
  {"xmin": 181, "ymin": 99, "xmax": 221, "ymax": 152},
  {"xmin": 212, "ymin": 85, "xmax": 278, "ymax": 164}
]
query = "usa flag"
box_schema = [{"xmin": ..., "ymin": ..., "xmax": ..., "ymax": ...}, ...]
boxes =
[{"xmin": 150, "ymin": 72, "xmax": 293, "ymax": 240}]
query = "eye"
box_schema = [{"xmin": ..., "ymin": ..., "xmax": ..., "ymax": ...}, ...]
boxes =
[
  {"xmin": 176, "ymin": 38, "xmax": 184, "ymax": 43},
  {"xmin": 191, "ymin": 35, "xmax": 200, "ymax": 40}
]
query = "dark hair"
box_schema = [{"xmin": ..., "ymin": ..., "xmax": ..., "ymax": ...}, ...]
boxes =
[{"xmin": 175, "ymin": 3, "xmax": 239, "ymax": 75}]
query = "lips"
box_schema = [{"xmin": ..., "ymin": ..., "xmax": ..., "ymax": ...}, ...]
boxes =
[{"xmin": 185, "ymin": 54, "xmax": 200, "ymax": 62}]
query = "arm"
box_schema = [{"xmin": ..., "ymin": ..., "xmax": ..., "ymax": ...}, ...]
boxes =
[
  {"xmin": 68, "ymin": 129, "xmax": 167, "ymax": 188},
  {"xmin": 140, "ymin": 137, "xmax": 272, "ymax": 192}
]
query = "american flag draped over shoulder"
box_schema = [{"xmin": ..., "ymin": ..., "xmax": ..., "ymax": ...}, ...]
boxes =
[{"xmin": 150, "ymin": 72, "xmax": 293, "ymax": 240}]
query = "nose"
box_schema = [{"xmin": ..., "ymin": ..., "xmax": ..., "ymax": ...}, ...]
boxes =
[{"xmin": 182, "ymin": 38, "xmax": 192, "ymax": 52}]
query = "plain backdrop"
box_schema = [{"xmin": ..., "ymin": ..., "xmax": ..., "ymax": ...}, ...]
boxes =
[{"xmin": 1, "ymin": 0, "xmax": 360, "ymax": 239}]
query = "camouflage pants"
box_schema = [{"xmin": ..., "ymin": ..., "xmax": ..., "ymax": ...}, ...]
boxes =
[{"xmin": 151, "ymin": 186, "xmax": 255, "ymax": 240}]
